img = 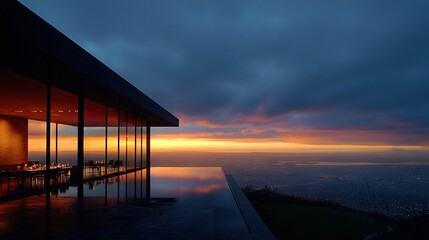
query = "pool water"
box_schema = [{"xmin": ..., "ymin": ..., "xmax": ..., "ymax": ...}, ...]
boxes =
[{"xmin": 0, "ymin": 167, "xmax": 249, "ymax": 239}]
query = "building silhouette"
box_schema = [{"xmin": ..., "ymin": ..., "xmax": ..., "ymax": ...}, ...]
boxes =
[{"xmin": 0, "ymin": 0, "xmax": 178, "ymax": 198}]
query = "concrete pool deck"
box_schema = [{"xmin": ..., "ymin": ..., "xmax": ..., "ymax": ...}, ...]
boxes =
[{"xmin": 0, "ymin": 167, "xmax": 275, "ymax": 240}]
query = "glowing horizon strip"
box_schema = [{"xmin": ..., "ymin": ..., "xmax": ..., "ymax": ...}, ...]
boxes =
[
  {"xmin": 151, "ymin": 138, "xmax": 425, "ymax": 153},
  {"xmin": 28, "ymin": 134, "xmax": 426, "ymax": 154},
  {"xmin": 28, "ymin": 135, "xmax": 425, "ymax": 153}
]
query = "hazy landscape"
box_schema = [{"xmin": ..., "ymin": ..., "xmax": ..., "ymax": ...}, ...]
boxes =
[{"xmin": 153, "ymin": 151, "xmax": 429, "ymax": 217}]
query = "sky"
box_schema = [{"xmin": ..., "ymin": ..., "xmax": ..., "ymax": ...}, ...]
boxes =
[{"xmin": 19, "ymin": 0, "xmax": 429, "ymax": 153}]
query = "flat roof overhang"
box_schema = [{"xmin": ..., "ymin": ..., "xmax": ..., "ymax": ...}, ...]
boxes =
[{"xmin": 0, "ymin": 1, "xmax": 178, "ymax": 127}]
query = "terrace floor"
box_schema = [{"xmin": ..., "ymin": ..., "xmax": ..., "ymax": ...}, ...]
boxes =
[{"xmin": 0, "ymin": 167, "xmax": 274, "ymax": 240}]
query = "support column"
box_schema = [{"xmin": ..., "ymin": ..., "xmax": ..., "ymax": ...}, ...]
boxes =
[
  {"xmin": 104, "ymin": 106, "xmax": 108, "ymax": 203},
  {"xmin": 45, "ymin": 84, "xmax": 51, "ymax": 187},
  {"xmin": 134, "ymin": 117, "xmax": 137, "ymax": 200},
  {"xmin": 140, "ymin": 117, "xmax": 143, "ymax": 170},
  {"xmin": 117, "ymin": 110, "xmax": 120, "ymax": 174},
  {"xmin": 117, "ymin": 110, "xmax": 120, "ymax": 202},
  {"xmin": 55, "ymin": 123, "xmax": 58, "ymax": 165},
  {"xmin": 77, "ymin": 92, "xmax": 84, "ymax": 182},
  {"xmin": 146, "ymin": 121, "xmax": 151, "ymax": 199},
  {"xmin": 105, "ymin": 105, "xmax": 108, "ymax": 176},
  {"xmin": 140, "ymin": 117, "xmax": 143, "ymax": 199},
  {"xmin": 134, "ymin": 117, "xmax": 137, "ymax": 170},
  {"xmin": 125, "ymin": 113, "xmax": 128, "ymax": 201},
  {"xmin": 125, "ymin": 113, "xmax": 128, "ymax": 172}
]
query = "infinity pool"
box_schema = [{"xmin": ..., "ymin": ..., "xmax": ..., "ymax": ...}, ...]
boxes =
[{"xmin": 0, "ymin": 167, "xmax": 249, "ymax": 239}]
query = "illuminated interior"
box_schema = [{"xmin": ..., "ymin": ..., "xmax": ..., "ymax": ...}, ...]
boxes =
[{"xmin": 0, "ymin": 69, "xmax": 149, "ymax": 180}]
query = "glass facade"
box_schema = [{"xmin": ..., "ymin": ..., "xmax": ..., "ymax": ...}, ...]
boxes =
[
  {"xmin": 0, "ymin": 71, "xmax": 152, "ymax": 197},
  {"xmin": 107, "ymin": 107, "xmax": 119, "ymax": 175}
]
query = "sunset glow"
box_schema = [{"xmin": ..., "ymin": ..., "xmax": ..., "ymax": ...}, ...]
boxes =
[
  {"xmin": 27, "ymin": 120, "xmax": 427, "ymax": 155},
  {"xmin": 151, "ymin": 138, "xmax": 425, "ymax": 153},
  {"xmin": 28, "ymin": 134, "xmax": 426, "ymax": 154}
]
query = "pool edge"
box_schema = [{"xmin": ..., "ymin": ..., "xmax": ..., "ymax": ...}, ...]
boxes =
[{"xmin": 225, "ymin": 174, "xmax": 276, "ymax": 240}]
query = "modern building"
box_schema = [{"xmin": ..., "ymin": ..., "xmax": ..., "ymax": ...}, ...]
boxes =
[
  {"xmin": 0, "ymin": 3, "xmax": 278, "ymax": 239},
  {"xmin": 0, "ymin": 1, "xmax": 178, "ymax": 196}
]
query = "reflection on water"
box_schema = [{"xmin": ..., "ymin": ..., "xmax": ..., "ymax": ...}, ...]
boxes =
[
  {"xmin": 56, "ymin": 167, "xmax": 231, "ymax": 199},
  {"xmin": 151, "ymin": 167, "xmax": 225, "ymax": 197},
  {"xmin": 152, "ymin": 167, "xmax": 248, "ymax": 234},
  {"xmin": 57, "ymin": 170, "xmax": 146, "ymax": 200},
  {"xmin": 0, "ymin": 167, "xmax": 248, "ymax": 239}
]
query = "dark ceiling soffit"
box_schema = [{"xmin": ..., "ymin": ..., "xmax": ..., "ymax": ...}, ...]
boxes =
[{"xmin": 0, "ymin": 0, "xmax": 178, "ymax": 127}]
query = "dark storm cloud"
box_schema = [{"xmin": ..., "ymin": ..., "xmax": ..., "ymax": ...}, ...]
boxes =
[{"xmin": 20, "ymin": 0, "xmax": 429, "ymax": 142}]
